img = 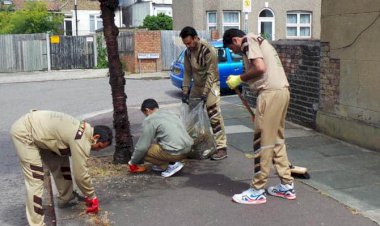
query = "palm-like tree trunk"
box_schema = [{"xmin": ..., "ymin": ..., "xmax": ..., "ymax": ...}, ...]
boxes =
[{"xmin": 99, "ymin": 0, "xmax": 133, "ymax": 163}]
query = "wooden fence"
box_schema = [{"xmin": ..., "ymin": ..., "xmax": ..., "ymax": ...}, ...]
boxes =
[
  {"xmin": 0, "ymin": 30, "xmax": 210, "ymax": 73},
  {"xmin": 50, "ymin": 35, "xmax": 95, "ymax": 70},
  {"xmin": 0, "ymin": 33, "xmax": 48, "ymax": 72}
]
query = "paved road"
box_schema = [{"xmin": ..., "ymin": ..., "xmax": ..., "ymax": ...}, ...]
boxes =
[{"xmin": 0, "ymin": 77, "xmax": 180, "ymax": 226}]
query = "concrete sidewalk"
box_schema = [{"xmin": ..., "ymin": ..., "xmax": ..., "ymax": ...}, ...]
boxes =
[
  {"xmin": 53, "ymin": 95, "xmax": 380, "ymax": 226},
  {"xmin": 0, "ymin": 69, "xmax": 169, "ymax": 84}
]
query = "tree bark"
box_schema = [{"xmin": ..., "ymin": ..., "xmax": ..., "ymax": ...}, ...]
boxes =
[{"xmin": 99, "ymin": 0, "xmax": 133, "ymax": 164}]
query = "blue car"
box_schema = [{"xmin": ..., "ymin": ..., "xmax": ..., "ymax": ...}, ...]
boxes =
[{"xmin": 169, "ymin": 40, "xmax": 243, "ymax": 91}]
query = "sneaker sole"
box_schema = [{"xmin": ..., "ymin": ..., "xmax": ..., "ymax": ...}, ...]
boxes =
[
  {"xmin": 232, "ymin": 196, "xmax": 266, "ymax": 205},
  {"xmin": 210, "ymin": 155, "xmax": 228, "ymax": 161},
  {"xmin": 267, "ymin": 191, "xmax": 296, "ymax": 200},
  {"xmin": 161, "ymin": 164, "xmax": 184, "ymax": 178}
]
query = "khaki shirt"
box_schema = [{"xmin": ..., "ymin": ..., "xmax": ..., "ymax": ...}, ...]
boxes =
[
  {"xmin": 26, "ymin": 110, "xmax": 96, "ymax": 198},
  {"xmin": 241, "ymin": 33, "xmax": 289, "ymax": 92},
  {"xmin": 183, "ymin": 39, "xmax": 219, "ymax": 96}
]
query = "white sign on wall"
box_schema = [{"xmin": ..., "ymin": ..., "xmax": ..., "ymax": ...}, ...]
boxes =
[{"xmin": 242, "ymin": 0, "xmax": 252, "ymax": 13}]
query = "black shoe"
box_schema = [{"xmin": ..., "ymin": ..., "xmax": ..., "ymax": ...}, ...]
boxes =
[{"xmin": 211, "ymin": 148, "xmax": 228, "ymax": 160}]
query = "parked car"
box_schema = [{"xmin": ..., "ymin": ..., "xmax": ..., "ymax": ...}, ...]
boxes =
[{"xmin": 169, "ymin": 40, "xmax": 243, "ymax": 91}]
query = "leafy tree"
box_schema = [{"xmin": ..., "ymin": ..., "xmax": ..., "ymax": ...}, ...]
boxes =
[
  {"xmin": 143, "ymin": 13, "xmax": 172, "ymax": 30},
  {"xmin": 0, "ymin": 2, "xmax": 63, "ymax": 34}
]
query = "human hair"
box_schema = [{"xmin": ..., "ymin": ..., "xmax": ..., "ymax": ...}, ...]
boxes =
[
  {"xmin": 93, "ymin": 125, "xmax": 113, "ymax": 144},
  {"xmin": 179, "ymin": 26, "xmax": 198, "ymax": 39},
  {"xmin": 223, "ymin": 28, "xmax": 246, "ymax": 48},
  {"xmin": 140, "ymin": 98, "xmax": 159, "ymax": 112}
]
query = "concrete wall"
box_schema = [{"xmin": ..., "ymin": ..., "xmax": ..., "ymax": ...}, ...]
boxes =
[
  {"xmin": 173, "ymin": 0, "xmax": 321, "ymax": 40},
  {"xmin": 317, "ymin": 0, "xmax": 380, "ymax": 151}
]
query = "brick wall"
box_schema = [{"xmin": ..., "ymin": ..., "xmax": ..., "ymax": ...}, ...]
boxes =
[
  {"xmin": 244, "ymin": 40, "xmax": 339, "ymax": 129},
  {"xmin": 120, "ymin": 30, "xmax": 162, "ymax": 73},
  {"xmin": 319, "ymin": 42, "xmax": 340, "ymax": 112}
]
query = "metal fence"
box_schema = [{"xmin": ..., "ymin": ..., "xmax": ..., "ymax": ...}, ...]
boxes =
[
  {"xmin": 0, "ymin": 33, "xmax": 48, "ymax": 72},
  {"xmin": 160, "ymin": 30, "xmax": 210, "ymax": 70}
]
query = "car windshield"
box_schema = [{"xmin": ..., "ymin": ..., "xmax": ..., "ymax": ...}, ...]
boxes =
[{"xmin": 177, "ymin": 50, "xmax": 185, "ymax": 64}]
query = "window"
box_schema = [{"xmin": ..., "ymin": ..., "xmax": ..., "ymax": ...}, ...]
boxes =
[
  {"xmin": 223, "ymin": 11, "xmax": 240, "ymax": 32},
  {"xmin": 286, "ymin": 11, "xmax": 311, "ymax": 38},
  {"xmin": 258, "ymin": 8, "xmax": 275, "ymax": 40},
  {"xmin": 207, "ymin": 11, "xmax": 217, "ymax": 33},
  {"xmin": 90, "ymin": 15, "xmax": 103, "ymax": 33}
]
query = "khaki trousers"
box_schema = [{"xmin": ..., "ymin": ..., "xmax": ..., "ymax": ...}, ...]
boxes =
[
  {"xmin": 10, "ymin": 116, "xmax": 74, "ymax": 226},
  {"xmin": 144, "ymin": 144, "xmax": 187, "ymax": 168},
  {"xmin": 189, "ymin": 84, "xmax": 227, "ymax": 151},
  {"xmin": 251, "ymin": 88, "xmax": 294, "ymax": 189}
]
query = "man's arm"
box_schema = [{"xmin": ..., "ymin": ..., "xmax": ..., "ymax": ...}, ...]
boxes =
[
  {"xmin": 130, "ymin": 120, "xmax": 155, "ymax": 164},
  {"xmin": 240, "ymin": 57, "xmax": 266, "ymax": 82},
  {"xmin": 183, "ymin": 50, "xmax": 192, "ymax": 95},
  {"xmin": 69, "ymin": 141, "xmax": 95, "ymax": 199},
  {"xmin": 203, "ymin": 49, "xmax": 218, "ymax": 96}
]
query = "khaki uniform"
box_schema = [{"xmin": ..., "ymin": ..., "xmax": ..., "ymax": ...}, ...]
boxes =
[
  {"xmin": 241, "ymin": 34, "xmax": 294, "ymax": 189},
  {"xmin": 10, "ymin": 110, "xmax": 96, "ymax": 226},
  {"xmin": 183, "ymin": 40, "xmax": 227, "ymax": 151}
]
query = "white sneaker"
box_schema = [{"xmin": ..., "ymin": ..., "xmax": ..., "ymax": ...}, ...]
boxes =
[
  {"xmin": 161, "ymin": 162, "xmax": 184, "ymax": 177},
  {"xmin": 232, "ymin": 187, "xmax": 266, "ymax": 205},
  {"xmin": 267, "ymin": 183, "xmax": 296, "ymax": 200}
]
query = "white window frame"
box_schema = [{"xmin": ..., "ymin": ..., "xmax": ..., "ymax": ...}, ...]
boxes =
[
  {"xmin": 286, "ymin": 11, "xmax": 312, "ymax": 39},
  {"xmin": 222, "ymin": 11, "xmax": 240, "ymax": 33},
  {"xmin": 64, "ymin": 14, "xmax": 73, "ymax": 36},
  {"xmin": 89, "ymin": 14, "xmax": 103, "ymax": 33},
  {"xmin": 207, "ymin": 11, "xmax": 217, "ymax": 33},
  {"xmin": 257, "ymin": 8, "xmax": 275, "ymax": 40}
]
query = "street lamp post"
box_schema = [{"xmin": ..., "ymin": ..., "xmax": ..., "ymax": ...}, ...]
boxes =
[{"xmin": 74, "ymin": 0, "xmax": 78, "ymax": 36}]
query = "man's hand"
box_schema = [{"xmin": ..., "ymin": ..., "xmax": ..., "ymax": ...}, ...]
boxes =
[
  {"xmin": 226, "ymin": 75, "xmax": 242, "ymax": 90},
  {"xmin": 200, "ymin": 95, "xmax": 207, "ymax": 107},
  {"xmin": 128, "ymin": 161, "xmax": 146, "ymax": 173},
  {"xmin": 85, "ymin": 196, "xmax": 99, "ymax": 214},
  {"xmin": 182, "ymin": 94, "xmax": 189, "ymax": 104}
]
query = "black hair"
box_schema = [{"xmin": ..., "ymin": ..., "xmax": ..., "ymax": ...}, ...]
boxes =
[
  {"xmin": 93, "ymin": 125, "xmax": 113, "ymax": 144},
  {"xmin": 179, "ymin": 26, "xmax": 198, "ymax": 39},
  {"xmin": 140, "ymin": 98, "xmax": 159, "ymax": 112},
  {"xmin": 223, "ymin": 28, "xmax": 246, "ymax": 48}
]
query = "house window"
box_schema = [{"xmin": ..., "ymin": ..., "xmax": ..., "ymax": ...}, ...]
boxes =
[
  {"xmin": 258, "ymin": 8, "xmax": 275, "ymax": 40},
  {"xmin": 286, "ymin": 11, "xmax": 311, "ymax": 38},
  {"xmin": 223, "ymin": 11, "xmax": 240, "ymax": 32},
  {"xmin": 90, "ymin": 15, "xmax": 103, "ymax": 33},
  {"xmin": 207, "ymin": 11, "xmax": 217, "ymax": 33}
]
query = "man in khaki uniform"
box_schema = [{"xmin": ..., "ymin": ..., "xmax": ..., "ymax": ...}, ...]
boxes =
[
  {"xmin": 222, "ymin": 28, "xmax": 295, "ymax": 205},
  {"xmin": 10, "ymin": 110, "xmax": 113, "ymax": 226},
  {"xmin": 180, "ymin": 26, "xmax": 228, "ymax": 160}
]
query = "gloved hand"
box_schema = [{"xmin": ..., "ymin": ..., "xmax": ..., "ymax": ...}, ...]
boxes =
[
  {"xmin": 200, "ymin": 95, "xmax": 207, "ymax": 107},
  {"xmin": 182, "ymin": 93, "xmax": 189, "ymax": 104},
  {"xmin": 128, "ymin": 161, "xmax": 146, "ymax": 173},
  {"xmin": 85, "ymin": 196, "xmax": 99, "ymax": 214},
  {"xmin": 226, "ymin": 75, "xmax": 242, "ymax": 90}
]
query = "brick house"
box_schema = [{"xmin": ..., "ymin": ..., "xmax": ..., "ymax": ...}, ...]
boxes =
[{"xmin": 172, "ymin": 0, "xmax": 321, "ymax": 41}]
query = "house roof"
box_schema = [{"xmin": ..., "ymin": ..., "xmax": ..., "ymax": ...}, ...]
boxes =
[{"xmin": 11, "ymin": 0, "xmax": 101, "ymax": 12}]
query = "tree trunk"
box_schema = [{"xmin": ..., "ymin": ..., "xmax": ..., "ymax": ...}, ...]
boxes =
[{"xmin": 99, "ymin": 0, "xmax": 133, "ymax": 164}]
